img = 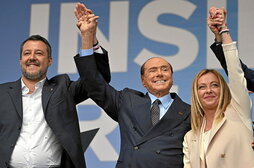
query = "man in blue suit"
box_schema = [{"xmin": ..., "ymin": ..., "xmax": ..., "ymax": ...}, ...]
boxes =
[{"xmin": 74, "ymin": 3, "xmax": 191, "ymax": 168}]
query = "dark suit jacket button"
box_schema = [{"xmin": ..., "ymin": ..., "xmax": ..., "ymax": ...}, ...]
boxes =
[
  {"xmin": 156, "ymin": 150, "xmax": 160, "ymax": 154},
  {"xmin": 17, "ymin": 126, "xmax": 21, "ymax": 130},
  {"xmin": 133, "ymin": 146, "xmax": 139, "ymax": 150},
  {"xmin": 169, "ymin": 131, "xmax": 174, "ymax": 136},
  {"xmin": 10, "ymin": 144, "xmax": 14, "ymax": 148}
]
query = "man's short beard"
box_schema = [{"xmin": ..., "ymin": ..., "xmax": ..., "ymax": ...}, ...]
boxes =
[{"xmin": 22, "ymin": 69, "xmax": 47, "ymax": 81}]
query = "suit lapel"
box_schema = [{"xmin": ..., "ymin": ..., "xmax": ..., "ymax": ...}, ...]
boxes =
[
  {"xmin": 198, "ymin": 117, "xmax": 226, "ymax": 167},
  {"xmin": 199, "ymin": 120, "xmax": 206, "ymax": 167},
  {"xmin": 7, "ymin": 79, "xmax": 23, "ymax": 118},
  {"xmin": 137, "ymin": 93, "xmax": 190, "ymax": 145},
  {"xmin": 157, "ymin": 93, "xmax": 189, "ymax": 129},
  {"xmin": 207, "ymin": 117, "xmax": 226, "ymax": 152},
  {"xmin": 132, "ymin": 94, "xmax": 153, "ymax": 136},
  {"xmin": 42, "ymin": 79, "xmax": 56, "ymax": 115},
  {"xmin": 6, "ymin": 79, "xmax": 56, "ymax": 118}
]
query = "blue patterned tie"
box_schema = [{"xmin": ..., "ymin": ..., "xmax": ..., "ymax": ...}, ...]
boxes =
[{"xmin": 151, "ymin": 99, "xmax": 161, "ymax": 125}]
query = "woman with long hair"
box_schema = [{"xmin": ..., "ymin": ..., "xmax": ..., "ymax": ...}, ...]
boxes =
[{"xmin": 183, "ymin": 7, "xmax": 254, "ymax": 168}]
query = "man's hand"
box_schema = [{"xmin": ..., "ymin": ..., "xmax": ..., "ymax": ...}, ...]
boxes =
[
  {"xmin": 74, "ymin": 3, "xmax": 92, "ymax": 21},
  {"xmin": 74, "ymin": 3, "xmax": 99, "ymax": 49},
  {"xmin": 207, "ymin": 7, "xmax": 227, "ymax": 42}
]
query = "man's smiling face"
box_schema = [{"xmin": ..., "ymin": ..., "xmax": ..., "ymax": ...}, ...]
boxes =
[
  {"xmin": 20, "ymin": 40, "xmax": 52, "ymax": 82},
  {"xmin": 141, "ymin": 57, "xmax": 173, "ymax": 98}
]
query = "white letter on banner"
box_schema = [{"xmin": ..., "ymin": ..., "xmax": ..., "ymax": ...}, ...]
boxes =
[
  {"xmin": 57, "ymin": 2, "xmax": 129, "ymax": 74},
  {"xmin": 135, "ymin": 0, "xmax": 198, "ymax": 71},
  {"xmin": 238, "ymin": 0, "xmax": 254, "ymax": 68},
  {"xmin": 58, "ymin": 3, "xmax": 78, "ymax": 74},
  {"xmin": 58, "ymin": 3, "xmax": 122, "ymax": 161},
  {"xmin": 79, "ymin": 99, "xmax": 119, "ymax": 161},
  {"xmin": 30, "ymin": 4, "xmax": 50, "ymax": 38},
  {"xmin": 206, "ymin": 0, "xmax": 227, "ymax": 69},
  {"xmin": 96, "ymin": 1, "xmax": 129, "ymax": 72}
]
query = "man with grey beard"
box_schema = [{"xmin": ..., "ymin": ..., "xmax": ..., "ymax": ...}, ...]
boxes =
[{"xmin": 0, "ymin": 8, "xmax": 110, "ymax": 167}]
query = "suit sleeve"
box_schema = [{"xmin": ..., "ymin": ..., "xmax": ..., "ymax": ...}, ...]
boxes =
[
  {"xmin": 223, "ymin": 42, "xmax": 253, "ymax": 131},
  {"xmin": 70, "ymin": 48, "xmax": 111, "ymax": 104},
  {"xmin": 211, "ymin": 42, "xmax": 254, "ymax": 92},
  {"xmin": 94, "ymin": 46, "xmax": 111, "ymax": 83},
  {"xmin": 74, "ymin": 51, "xmax": 119, "ymax": 121}
]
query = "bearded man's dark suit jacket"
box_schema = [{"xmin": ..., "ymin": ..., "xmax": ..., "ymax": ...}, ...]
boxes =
[
  {"xmin": 211, "ymin": 42, "xmax": 254, "ymax": 92},
  {"xmin": 75, "ymin": 49, "xmax": 191, "ymax": 168},
  {"xmin": 0, "ymin": 52, "xmax": 111, "ymax": 168}
]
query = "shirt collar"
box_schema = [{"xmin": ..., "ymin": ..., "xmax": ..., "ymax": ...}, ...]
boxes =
[
  {"xmin": 21, "ymin": 78, "xmax": 46, "ymax": 94},
  {"xmin": 148, "ymin": 92, "xmax": 172, "ymax": 109}
]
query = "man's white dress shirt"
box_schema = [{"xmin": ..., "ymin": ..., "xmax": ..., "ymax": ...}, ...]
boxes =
[{"xmin": 9, "ymin": 79, "xmax": 62, "ymax": 168}]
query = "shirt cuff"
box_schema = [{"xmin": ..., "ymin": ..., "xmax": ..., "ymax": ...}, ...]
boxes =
[
  {"xmin": 222, "ymin": 41, "xmax": 237, "ymax": 51},
  {"xmin": 79, "ymin": 48, "xmax": 93, "ymax": 57},
  {"xmin": 93, "ymin": 42, "xmax": 103, "ymax": 54}
]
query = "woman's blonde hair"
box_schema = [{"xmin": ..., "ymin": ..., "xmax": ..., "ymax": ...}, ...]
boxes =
[{"xmin": 191, "ymin": 69, "xmax": 231, "ymax": 133}]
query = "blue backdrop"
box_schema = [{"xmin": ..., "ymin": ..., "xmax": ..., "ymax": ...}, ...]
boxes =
[{"xmin": 1, "ymin": 0, "xmax": 254, "ymax": 167}]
